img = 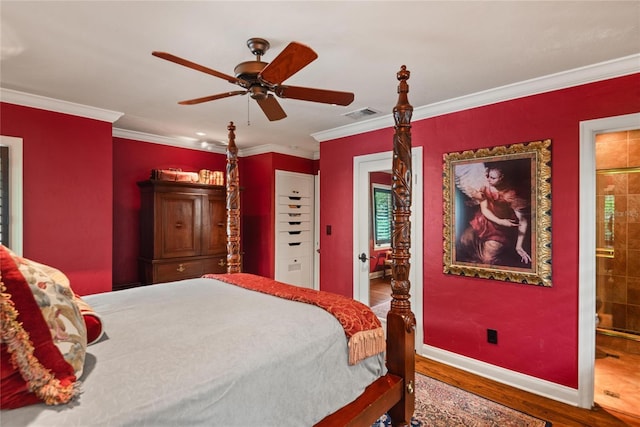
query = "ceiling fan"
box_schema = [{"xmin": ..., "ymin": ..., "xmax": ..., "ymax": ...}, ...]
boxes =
[{"xmin": 152, "ymin": 38, "xmax": 355, "ymax": 121}]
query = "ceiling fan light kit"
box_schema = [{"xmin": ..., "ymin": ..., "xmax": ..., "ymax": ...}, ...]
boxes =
[{"xmin": 152, "ymin": 37, "xmax": 355, "ymax": 121}]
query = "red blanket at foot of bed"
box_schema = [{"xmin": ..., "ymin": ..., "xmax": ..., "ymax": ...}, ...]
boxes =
[{"xmin": 202, "ymin": 273, "xmax": 385, "ymax": 365}]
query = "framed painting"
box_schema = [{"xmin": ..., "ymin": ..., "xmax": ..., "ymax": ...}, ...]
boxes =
[{"xmin": 443, "ymin": 139, "xmax": 552, "ymax": 286}]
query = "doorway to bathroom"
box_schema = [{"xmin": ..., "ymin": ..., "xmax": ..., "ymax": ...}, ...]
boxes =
[{"xmin": 594, "ymin": 129, "xmax": 640, "ymax": 419}]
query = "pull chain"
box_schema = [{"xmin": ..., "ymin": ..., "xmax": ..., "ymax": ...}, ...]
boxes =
[{"xmin": 247, "ymin": 95, "xmax": 250, "ymax": 126}]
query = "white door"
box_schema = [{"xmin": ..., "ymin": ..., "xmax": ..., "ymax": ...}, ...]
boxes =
[
  {"xmin": 578, "ymin": 112, "xmax": 640, "ymax": 408},
  {"xmin": 275, "ymin": 170, "xmax": 315, "ymax": 288},
  {"xmin": 353, "ymin": 147, "xmax": 423, "ymax": 350}
]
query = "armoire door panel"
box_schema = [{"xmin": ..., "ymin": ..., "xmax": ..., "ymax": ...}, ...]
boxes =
[
  {"xmin": 159, "ymin": 193, "xmax": 201, "ymax": 258},
  {"xmin": 202, "ymin": 193, "xmax": 226, "ymax": 256}
]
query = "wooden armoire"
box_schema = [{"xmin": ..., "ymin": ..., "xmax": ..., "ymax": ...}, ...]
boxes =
[{"xmin": 138, "ymin": 180, "xmax": 227, "ymax": 284}]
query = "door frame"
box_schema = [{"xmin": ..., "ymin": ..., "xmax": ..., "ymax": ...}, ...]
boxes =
[
  {"xmin": 0, "ymin": 135, "xmax": 23, "ymax": 255},
  {"xmin": 353, "ymin": 147, "xmax": 424, "ymax": 350},
  {"xmin": 578, "ymin": 112, "xmax": 640, "ymax": 408},
  {"xmin": 314, "ymin": 172, "xmax": 320, "ymax": 290}
]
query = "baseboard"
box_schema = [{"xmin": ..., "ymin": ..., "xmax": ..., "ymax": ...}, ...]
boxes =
[
  {"xmin": 369, "ymin": 270, "xmax": 391, "ymax": 280},
  {"xmin": 112, "ymin": 282, "xmax": 143, "ymax": 291},
  {"xmin": 419, "ymin": 344, "xmax": 581, "ymax": 407}
]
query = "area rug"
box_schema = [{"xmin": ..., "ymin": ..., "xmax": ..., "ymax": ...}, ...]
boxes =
[
  {"xmin": 371, "ymin": 301, "xmax": 390, "ymax": 319},
  {"xmin": 373, "ymin": 373, "xmax": 552, "ymax": 426}
]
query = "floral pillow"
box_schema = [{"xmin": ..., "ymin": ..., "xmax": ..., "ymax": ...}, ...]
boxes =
[
  {"xmin": 0, "ymin": 245, "xmax": 85, "ymax": 408},
  {"xmin": 31, "ymin": 259, "xmax": 104, "ymax": 345}
]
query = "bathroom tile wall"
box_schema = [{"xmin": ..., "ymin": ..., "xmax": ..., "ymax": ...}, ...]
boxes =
[{"xmin": 596, "ymin": 130, "xmax": 640, "ymax": 336}]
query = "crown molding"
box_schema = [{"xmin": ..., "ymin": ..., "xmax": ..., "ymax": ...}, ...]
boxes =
[
  {"xmin": 0, "ymin": 87, "xmax": 123, "ymax": 123},
  {"xmin": 0, "ymin": 87, "xmax": 315, "ymax": 158},
  {"xmin": 6, "ymin": 53, "xmax": 636, "ymax": 156},
  {"xmin": 113, "ymin": 128, "xmax": 227, "ymax": 154},
  {"xmin": 312, "ymin": 53, "xmax": 640, "ymax": 143},
  {"xmin": 113, "ymin": 128, "xmax": 317, "ymax": 159},
  {"xmin": 238, "ymin": 143, "xmax": 316, "ymax": 160}
]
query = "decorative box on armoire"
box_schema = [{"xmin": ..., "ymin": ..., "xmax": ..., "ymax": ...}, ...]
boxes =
[{"xmin": 138, "ymin": 180, "xmax": 227, "ymax": 284}]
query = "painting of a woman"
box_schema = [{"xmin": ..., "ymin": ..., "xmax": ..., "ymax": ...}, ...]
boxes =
[
  {"xmin": 454, "ymin": 159, "xmax": 533, "ymax": 269},
  {"xmin": 443, "ymin": 139, "xmax": 551, "ymax": 286}
]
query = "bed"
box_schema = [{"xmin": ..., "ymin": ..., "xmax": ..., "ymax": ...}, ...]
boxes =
[{"xmin": 0, "ymin": 67, "xmax": 416, "ymax": 426}]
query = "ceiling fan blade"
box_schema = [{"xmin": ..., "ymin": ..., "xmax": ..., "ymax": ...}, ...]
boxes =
[
  {"xmin": 152, "ymin": 51, "xmax": 243, "ymax": 85},
  {"xmin": 256, "ymin": 94, "xmax": 287, "ymax": 121},
  {"xmin": 178, "ymin": 90, "xmax": 246, "ymax": 105},
  {"xmin": 258, "ymin": 42, "xmax": 318, "ymax": 86},
  {"xmin": 275, "ymin": 85, "xmax": 354, "ymax": 106}
]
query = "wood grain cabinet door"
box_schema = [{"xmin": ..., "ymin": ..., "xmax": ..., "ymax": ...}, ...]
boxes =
[
  {"xmin": 158, "ymin": 192, "xmax": 202, "ymax": 258},
  {"xmin": 202, "ymin": 192, "xmax": 226, "ymax": 256}
]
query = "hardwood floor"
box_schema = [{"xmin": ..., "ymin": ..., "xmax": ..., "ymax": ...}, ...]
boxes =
[
  {"xmin": 416, "ymin": 355, "xmax": 640, "ymax": 426},
  {"xmin": 369, "ymin": 275, "xmax": 391, "ymax": 307}
]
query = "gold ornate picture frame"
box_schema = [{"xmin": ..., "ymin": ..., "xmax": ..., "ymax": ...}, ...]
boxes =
[{"xmin": 443, "ymin": 139, "xmax": 552, "ymax": 286}]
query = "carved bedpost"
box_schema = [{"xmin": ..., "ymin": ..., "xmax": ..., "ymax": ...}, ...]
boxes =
[
  {"xmin": 387, "ymin": 66, "xmax": 416, "ymax": 426},
  {"xmin": 226, "ymin": 121, "xmax": 241, "ymax": 273}
]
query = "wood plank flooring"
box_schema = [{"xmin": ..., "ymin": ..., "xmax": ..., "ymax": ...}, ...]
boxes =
[
  {"xmin": 416, "ymin": 354, "xmax": 639, "ymax": 426},
  {"xmin": 369, "ymin": 276, "xmax": 391, "ymax": 306}
]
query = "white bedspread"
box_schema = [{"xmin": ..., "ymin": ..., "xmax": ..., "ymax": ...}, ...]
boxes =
[{"xmin": 1, "ymin": 277, "xmax": 385, "ymax": 427}]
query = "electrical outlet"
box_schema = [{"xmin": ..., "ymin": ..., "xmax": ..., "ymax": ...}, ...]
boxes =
[
  {"xmin": 326, "ymin": 225, "xmax": 332, "ymax": 235},
  {"xmin": 487, "ymin": 329, "xmax": 498, "ymax": 344}
]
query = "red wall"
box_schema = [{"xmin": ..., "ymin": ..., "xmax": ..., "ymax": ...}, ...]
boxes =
[
  {"xmin": 0, "ymin": 105, "xmax": 315, "ymax": 292},
  {"xmin": 1, "ymin": 103, "xmax": 113, "ymax": 295},
  {"xmin": 318, "ymin": 73, "xmax": 640, "ymax": 388},
  {"xmin": 112, "ymin": 137, "xmax": 227, "ymax": 287}
]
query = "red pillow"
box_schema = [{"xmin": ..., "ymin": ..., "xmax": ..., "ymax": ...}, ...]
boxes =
[
  {"xmin": 73, "ymin": 295, "xmax": 104, "ymax": 345},
  {"xmin": 0, "ymin": 246, "xmax": 81, "ymax": 409}
]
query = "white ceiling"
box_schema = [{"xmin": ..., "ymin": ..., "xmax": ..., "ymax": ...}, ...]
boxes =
[{"xmin": 1, "ymin": 1, "xmax": 639, "ymax": 157}]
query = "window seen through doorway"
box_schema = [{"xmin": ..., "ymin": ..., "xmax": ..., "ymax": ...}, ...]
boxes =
[{"xmin": 372, "ymin": 184, "xmax": 392, "ymax": 248}]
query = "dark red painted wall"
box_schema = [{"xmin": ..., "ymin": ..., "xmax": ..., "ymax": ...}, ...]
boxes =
[
  {"xmin": 318, "ymin": 73, "xmax": 640, "ymax": 388},
  {"xmin": 112, "ymin": 137, "xmax": 227, "ymax": 287},
  {"xmin": 0, "ymin": 103, "xmax": 315, "ymax": 291},
  {"xmin": 1, "ymin": 103, "xmax": 113, "ymax": 295}
]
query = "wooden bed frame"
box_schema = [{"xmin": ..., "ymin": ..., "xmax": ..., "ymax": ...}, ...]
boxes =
[{"xmin": 224, "ymin": 66, "xmax": 416, "ymax": 426}]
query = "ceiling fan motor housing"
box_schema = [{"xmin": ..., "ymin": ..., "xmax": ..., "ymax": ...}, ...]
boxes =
[
  {"xmin": 249, "ymin": 85, "xmax": 268, "ymax": 100},
  {"xmin": 234, "ymin": 60, "xmax": 268, "ymax": 81},
  {"xmin": 234, "ymin": 60, "xmax": 270, "ymax": 100}
]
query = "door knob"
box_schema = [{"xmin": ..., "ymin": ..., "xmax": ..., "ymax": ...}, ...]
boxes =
[{"xmin": 358, "ymin": 253, "xmax": 368, "ymax": 263}]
